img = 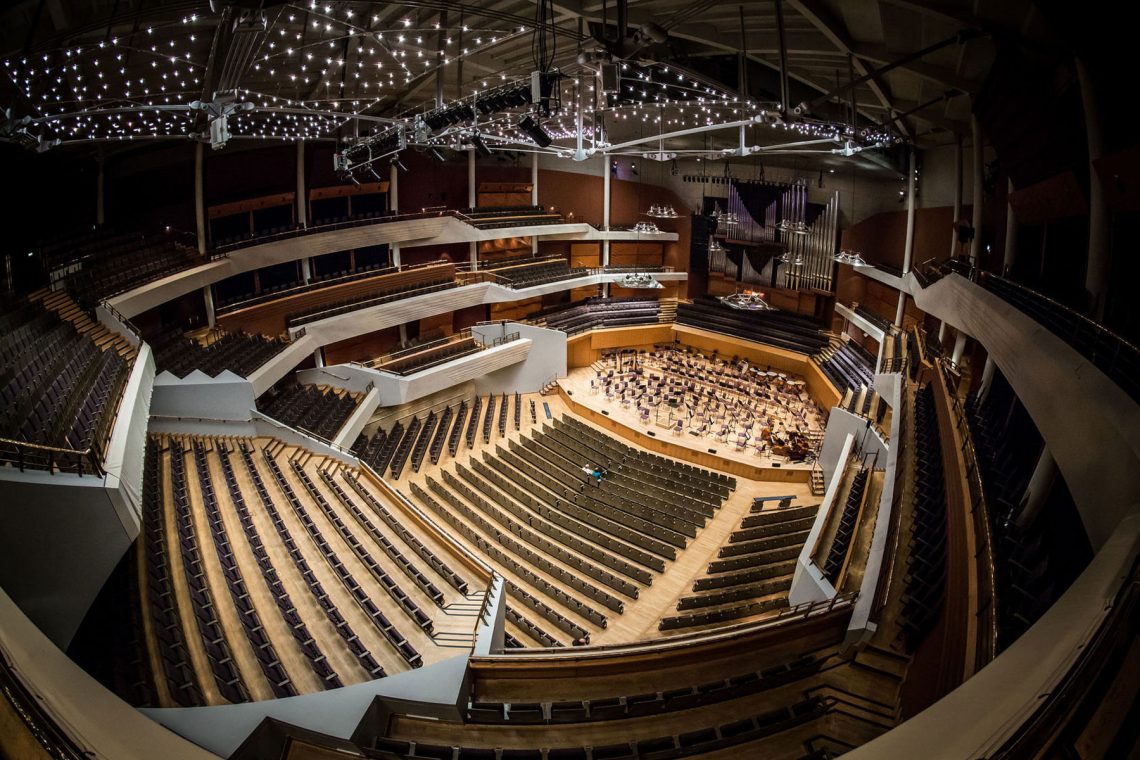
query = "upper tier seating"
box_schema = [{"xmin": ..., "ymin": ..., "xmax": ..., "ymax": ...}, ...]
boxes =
[
  {"xmin": 493, "ymin": 260, "xmax": 589, "ymax": 289},
  {"xmin": 815, "ymin": 340, "xmax": 875, "ymax": 392},
  {"xmin": 0, "ymin": 294, "xmax": 132, "ymax": 472},
  {"xmin": 531, "ymin": 297, "xmax": 663, "ymax": 335},
  {"xmin": 284, "ymin": 268, "xmax": 458, "ymax": 327},
  {"xmin": 216, "ymin": 262, "xmax": 396, "ymax": 311},
  {"xmin": 853, "ymin": 304, "xmax": 893, "ymax": 333},
  {"xmin": 460, "ymin": 206, "xmax": 564, "ymax": 229},
  {"xmin": 42, "ymin": 227, "xmax": 203, "ymax": 308},
  {"xmin": 152, "ymin": 328, "xmax": 288, "ymax": 379},
  {"xmin": 260, "ymin": 384, "xmax": 360, "ymax": 441},
  {"xmin": 372, "ymin": 336, "xmax": 484, "ymax": 375},
  {"xmin": 675, "ymin": 296, "xmax": 829, "ymax": 354},
  {"xmin": 979, "ymin": 272, "xmax": 1140, "ymax": 403}
]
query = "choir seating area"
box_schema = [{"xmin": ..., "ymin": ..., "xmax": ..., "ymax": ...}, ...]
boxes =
[
  {"xmin": 814, "ymin": 339, "xmax": 875, "ymax": 393},
  {"xmin": 151, "ymin": 328, "xmax": 289, "ymax": 379},
  {"xmin": 530, "ymin": 297, "xmax": 667, "ymax": 335},
  {"xmin": 675, "ymin": 296, "xmax": 829, "ymax": 355},
  {"xmin": 589, "ymin": 345, "xmax": 825, "ymax": 464},
  {"xmin": 0, "ymin": 291, "xmax": 134, "ymax": 474},
  {"xmin": 259, "ymin": 384, "xmax": 361, "ymax": 441},
  {"xmin": 132, "ymin": 434, "xmax": 480, "ymax": 708}
]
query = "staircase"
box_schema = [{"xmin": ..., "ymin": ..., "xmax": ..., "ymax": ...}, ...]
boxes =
[
  {"xmin": 31, "ymin": 289, "xmax": 136, "ymax": 360},
  {"xmin": 430, "ymin": 591, "xmax": 488, "ymax": 649},
  {"xmin": 540, "ymin": 378, "xmax": 560, "ymax": 396},
  {"xmin": 657, "ymin": 297, "xmax": 678, "ymax": 324},
  {"xmin": 810, "ymin": 467, "xmax": 826, "ymax": 496}
]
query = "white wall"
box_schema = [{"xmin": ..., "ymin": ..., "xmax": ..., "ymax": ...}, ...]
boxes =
[
  {"xmin": 151, "ymin": 370, "xmax": 256, "ymax": 421},
  {"xmin": 789, "ymin": 432, "xmax": 855, "ymax": 606},
  {"xmin": 470, "ymin": 322, "xmax": 567, "ymax": 395}
]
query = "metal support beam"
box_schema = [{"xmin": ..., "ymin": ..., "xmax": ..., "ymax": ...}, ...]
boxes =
[
  {"xmin": 902, "ymin": 147, "xmax": 916, "ymax": 274},
  {"xmin": 389, "ymin": 161, "xmax": 399, "ymax": 212}
]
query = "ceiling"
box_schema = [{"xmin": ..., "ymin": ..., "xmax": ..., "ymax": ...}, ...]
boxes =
[{"xmin": 0, "ymin": 0, "xmax": 1059, "ymax": 173}]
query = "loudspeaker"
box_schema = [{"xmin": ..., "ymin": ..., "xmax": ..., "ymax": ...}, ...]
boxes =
[{"xmin": 600, "ymin": 63, "xmax": 619, "ymax": 93}]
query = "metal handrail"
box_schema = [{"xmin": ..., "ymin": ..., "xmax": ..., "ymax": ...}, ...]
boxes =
[{"xmin": 0, "ymin": 436, "xmax": 103, "ymax": 477}]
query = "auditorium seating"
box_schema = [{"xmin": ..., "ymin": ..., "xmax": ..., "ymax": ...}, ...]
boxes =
[
  {"xmin": 979, "ymin": 272, "xmax": 1140, "ymax": 403},
  {"xmin": 899, "ymin": 384, "xmax": 947, "ymax": 650},
  {"xmin": 814, "ymin": 339, "xmax": 875, "ymax": 392},
  {"xmin": 372, "ymin": 335, "xmax": 483, "ymax": 375},
  {"xmin": 216, "ymin": 263, "xmax": 396, "ymax": 311},
  {"xmin": 853, "ymin": 305, "xmax": 893, "ymax": 334},
  {"xmin": 531, "ymin": 297, "xmax": 664, "ymax": 335},
  {"xmin": 260, "ymin": 384, "xmax": 359, "ymax": 441},
  {"xmin": 284, "ymin": 267, "xmax": 458, "ymax": 327},
  {"xmin": 493, "ymin": 260, "xmax": 589, "ymax": 289},
  {"xmin": 152, "ymin": 328, "xmax": 288, "ymax": 379},
  {"xmin": 0, "ymin": 294, "xmax": 132, "ymax": 473},
  {"xmin": 675, "ymin": 296, "xmax": 829, "ymax": 354},
  {"xmin": 820, "ymin": 468, "xmax": 870, "ymax": 585},
  {"xmin": 460, "ymin": 206, "xmax": 564, "ymax": 229},
  {"xmin": 41, "ymin": 227, "xmax": 203, "ymax": 308}
]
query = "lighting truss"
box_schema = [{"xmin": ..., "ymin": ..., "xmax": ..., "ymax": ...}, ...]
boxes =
[{"xmin": 334, "ymin": 124, "xmax": 406, "ymax": 182}]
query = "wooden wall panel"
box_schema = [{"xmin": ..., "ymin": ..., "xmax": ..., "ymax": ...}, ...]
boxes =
[{"xmin": 323, "ymin": 326, "xmax": 399, "ymax": 365}]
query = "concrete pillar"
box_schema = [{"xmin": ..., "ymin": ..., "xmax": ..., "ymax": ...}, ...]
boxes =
[
  {"xmin": 194, "ymin": 142, "xmax": 207, "ymax": 256},
  {"xmin": 978, "ymin": 354, "xmax": 997, "ymax": 402},
  {"xmin": 301, "ymin": 257, "xmax": 312, "ymax": 284},
  {"xmin": 1017, "ymin": 446, "xmax": 1057, "ymax": 529},
  {"xmin": 399, "ymin": 324, "xmax": 408, "ymax": 343},
  {"xmin": 1077, "ymin": 57, "xmax": 1109, "ymax": 320},
  {"xmin": 902, "ymin": 147, "xmax": 916, "ymax": 274},
  {"xmin": 296, "ymin": 140, "xmax": 307, "ymax": 227},
  {"xmin": 388, "ymin": 162, "xmax": 399, "ymax": 212},
  {"xmin": 531, "ymin": 153, "xmax": 540, "ymax": 254},
  {"xmin": 202, "ymin": 285, "xmax": 216, "ymax": 329},
  {"xmin": 876, "ymin": 337, "xmax": 886, "ymax": 374},
  {"xmin": 313, "ymin": 347, "xmax": 325, "ymax": 368},
  {"xmin": 937, "ymin": 320, "xmax": 947, "ymax": 347},
  {"xmin": 390, "ymin": 243, "xmax": 401, "ymax": 267},
  {"xmin": 1002, "ymin": 177, "xmax": 1017, "ymax": 277},
  {"xmin": 951, "ymin": 329, "xmax": 967, "ymax": 366},
  {"xmin": 468, "ymin": 149, "xmax": 476, "ymax": 208},
  {"xmin": 96, "ymin": 153, "xmax": 105, "ymax": 226},
  {"xmin": 894, "ymin": 291, "xmax": 907, "ymax": 328},
  {"xmin": 970, "ymin": 115, "xmax": 983, "ymax": 264},
  {"xmin": 951, "ymin": 133, "xmax": 962, "ymax": 259}
]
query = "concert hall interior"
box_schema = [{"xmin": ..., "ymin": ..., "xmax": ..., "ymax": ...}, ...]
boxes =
[{"xmin": 0, "ymin": 1, "xmax": 1137, "ymax": 759}]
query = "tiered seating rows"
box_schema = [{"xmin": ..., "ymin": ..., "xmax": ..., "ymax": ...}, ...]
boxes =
[
  {"xmin": 262, "ymin": 385, "xmax": 358, "ymax": 441},
  {"xmin": 153, "ymin": 329, "xmax": 287, "ymax": 379},
  {"xmin": 285, "ymin": 270, "xmax": 457, "ymax": 328},
  {"xmin": 496, "ymin": 261, "xmax": 589, "ymax": 289},
  {"xmin": 261, "ymin": 450, "xmax": 419, "ymax": 667},
  {"xmin": 217, "ymin": 263, "xmax": 396, "ymax": 311},
  {"xmin": 411, "ymin": 481, "xmax": 608, "ymax": 630},
  {"xmin": 390, "ymin": 415, "xmax": 424, "ymax": 479},
  {"xmin": 235, "ymin": 444, "xmax": 387, "ymax": 679},
  {"xmin": 140, "ymin": 440, "xmax": 204, "ymax": 707},
  {"xmin": 167, "ymin": 441, "xmax": 249, "ymax": 703},
  {"xmin": 535, "ymin": 297, "xmax": 663, "ymax": 336},
  {"xmin": 427, "ymin": 405, "xmax": 453, "ymax": 466},
  {"xmin": 446, "ymin": 402, "xmax": 468, "ymax": 457},
  {"xmin": 821, "ymin": 469, "xmax": 869, "ymax": 584},
  {"xmin": 900, "ymin": 385, "xmax": 947, "ymax": 650},
  {"xmin": 375, "ymin": 337, "xmax": 482, "ymax": 375},
  {"xmin": 676, "ymin": 296, "xmax": 829, "ymax": 355},
  {"xmin": 0, "ymin": 300, "xmax": 129, "ymax": 460},
  {"xmin": 817, "ymin": 341, "xmax": 875, "ymax": 392},
  {"xmin": 214, "ymin": 443, "xmax": 342, "ymax": 689}
]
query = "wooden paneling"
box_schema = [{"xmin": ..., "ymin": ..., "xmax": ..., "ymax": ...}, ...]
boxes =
[
  {"xmin": 419, "ymin": 312, "xmax": 454, "ymax": 337},
  {"xmin": 570, "ymin": 243, "xmax": 601, "ymax": 268},
  {"xmin": 490, "ymin": 297, "xmax": 541, "ymax": 322},
  {"xmin": 322, "ymin": 326, "xmax": 399, "ymax": 365},
  {"xmin": 307, "ymin": 182, "xmax": 387, "ymax": 201},
  {"xmin": 208, "ymin": 192, "xmax": 295, "ymax": 219}
]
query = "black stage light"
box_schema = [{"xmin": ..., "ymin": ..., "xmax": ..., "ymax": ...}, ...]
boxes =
[
  {"xmin": 470, "ymin": 134, "xmax": 493, "ymax": 157},
  {"xmin": 518, "ymin": 115, "xmax": 552, "ymax": 148}
]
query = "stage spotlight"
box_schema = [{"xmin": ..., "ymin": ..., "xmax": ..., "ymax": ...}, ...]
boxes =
[
  {"xmin": 470, "ymin": 134, "xmax": 492, "ymax": 157},
  {"xmin": 518, "ymin": 115, "xmax": 552, "ymax": 148}
]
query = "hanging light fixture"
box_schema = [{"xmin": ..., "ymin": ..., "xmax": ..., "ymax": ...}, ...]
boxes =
[
  {"xmin": 719, "ymin": 289, "xmax": 775, "ymax": 311},
  {"xmin": 708, "ymin": 238, "xmax": 726, "ymax": 255},
  {"xmin": 778, "ymin": 250, "xmax": 805, "ymax": 267},
  {"xmin": 632, "ymin": 220, "xmax": 661, "ymax": 234},
  {"xmin": 646, "ymin": 204, "xmax": 679, "ymax": 218}
]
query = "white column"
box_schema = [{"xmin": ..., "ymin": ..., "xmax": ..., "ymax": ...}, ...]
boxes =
[
  {"xmin": 96, "ymin": 154, "xmax": 105, "ymax": 226},
  {"xmin": 468, "ymin": 149, "xmax": 476, "ymax": 208},
  {"xmin": 894, "ymin": 292, "xmax": 907, "ymax": 328},
  {"xmin": 194, "ymin": 142, "xmax": 207, "ymax": 256},
  {"xmin": 531, "ymin": 153, "xmax": 540, "ymax": 254},
  {"xmin": 399, "ymin": 324, "xmax": 408, "ymax": 343},
  {"xmin": 202, "ymin": 284, "xmax": 216, "ymax": 329},
  {"xmin": 1077, "ymin": 57, "xmax": 1109, "ymax": 319},
  {"xmin": 300, "ymin": 257, "xmax": 312, "ymax": 284},
  {"xmin": 970, "ymin": 115, "xmax": 983, "ymax": 263},
  {"xmin": 390, "ymin": 243, "xmax": 401, "ymax": 267},
  {"xmin": 876, "ymin": 338, "xmax": 886, "ymax": 374},
  {"xmin": 296, "ymin": 141, "xmax": 307, "ymax": 227},
  {"xmin": 977, "ymin": 354, "xmax": 997, "ymax": 402},
  {"xmin": 1002, "ymin": 177, "xmax": 1017, "ymax": 277},
  {"xmin": 951, "ymin": 329, "xmax": 967, "ymax": 365},
  {"xmin": 1017, "ymin": 446, "xmax": 1057, "ymax": 529},
  {"xmin": 602, "ymin": 158, "xmax": 612, "ymax": 296},
  {"xmin": 313, "ymin": 347, "xmax": 325, "ymax": 368},
  {"xmin": 388, "ymin": 162, "xmax": 399, "ymax": 212},
  {"xmin": 902, "ymin": 147, "xmax": 916, "ymax": 274},
  {"xmin": 951, "ymin": 133, "xmax": 962, "ymax": 259},
  {"xmin": 937, "ymin": 320, "xmax": 947, "ymax": 347}
]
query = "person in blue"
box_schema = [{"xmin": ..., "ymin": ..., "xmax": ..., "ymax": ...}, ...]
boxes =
[{"xmin": 583, "ymin": 463, "xmax": 605, "ymax": 485}]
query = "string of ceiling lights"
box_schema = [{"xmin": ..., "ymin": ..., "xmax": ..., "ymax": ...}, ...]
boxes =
[{"xmin": 1, "ymin": 1, "xmax": 903, "ymax": 159}]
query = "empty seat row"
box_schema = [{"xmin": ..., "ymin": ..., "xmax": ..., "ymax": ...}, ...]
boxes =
[{"xmin": 261, "ymin": 385, "xmax": 359, "ymax": 442}]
